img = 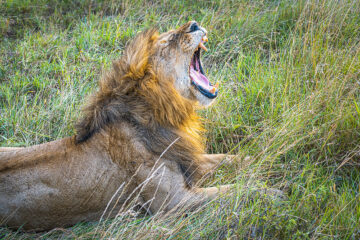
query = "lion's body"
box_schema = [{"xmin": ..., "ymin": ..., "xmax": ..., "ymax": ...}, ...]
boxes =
[
  {"xmin": 0, "ymin": 125, "xmax": 230, "ymax": 231},
  {"xmin": 1, "ymin": 121, "xmax": 214, "ymax": 231},
  {"xmin": 0, "ymin": 22, "xmax": 236, "ymax": 231}
]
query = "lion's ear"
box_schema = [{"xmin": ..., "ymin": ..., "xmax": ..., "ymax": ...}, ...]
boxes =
[{"xmin": 122, "ymin": 28, "xmax": 159, "ymax": 80}]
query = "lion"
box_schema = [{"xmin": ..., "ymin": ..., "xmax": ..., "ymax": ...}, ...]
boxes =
[{"xmin": 0, "ymin": 21, "xmax": 241, "ymax": 231}]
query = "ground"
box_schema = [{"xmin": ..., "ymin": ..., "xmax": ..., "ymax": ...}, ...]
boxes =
[{"xmin": 0, "ymin": 0, "xmax": 359, "ymax": 239}]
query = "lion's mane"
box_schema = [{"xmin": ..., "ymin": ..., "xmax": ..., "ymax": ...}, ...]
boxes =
[{"xmin": 75, "ymin": 29, "xmax": 206, "ymax": 185}]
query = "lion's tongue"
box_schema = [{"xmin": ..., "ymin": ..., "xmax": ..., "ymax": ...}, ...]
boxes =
[
  {"xmin": 190, "ymin": 68, "xmax": 211, "ymax": 90},
  {"xmin": 190, "ymin": 60, "xmax": 212, "ymax": 92}
]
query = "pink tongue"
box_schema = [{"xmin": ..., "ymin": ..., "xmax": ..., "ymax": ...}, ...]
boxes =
[{"xmin": 190, "ymin": 67, "xmax": 211, "ymax": 91}]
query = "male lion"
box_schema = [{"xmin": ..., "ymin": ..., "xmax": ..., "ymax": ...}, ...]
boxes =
[{"xmin": 0, "ymin": 21, "xmax": 238, "ymax": 231}]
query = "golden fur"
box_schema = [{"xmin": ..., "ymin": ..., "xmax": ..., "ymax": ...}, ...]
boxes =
[{"xmin": 0, "ymin": 22, "xmax": 235, "ymax": 231}]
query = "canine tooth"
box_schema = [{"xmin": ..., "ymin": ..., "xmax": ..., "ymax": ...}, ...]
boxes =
[{"xmin": 199, "ymin": 42, "xmax": 208, "ymax": 52}]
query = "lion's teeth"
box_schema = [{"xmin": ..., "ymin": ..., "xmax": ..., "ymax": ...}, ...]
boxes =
[
  {"xmin": 210, "ymin": 83, "xmax": 219, "ymax": 94},
  {"xmin": 199, "ymin": 42, "xmax": 208, "ymax": 52}
]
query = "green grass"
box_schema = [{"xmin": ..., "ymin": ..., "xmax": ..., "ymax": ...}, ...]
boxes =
[{"xmin": 1, "ymin": 0, "xmax": 360, "ymax": 239}]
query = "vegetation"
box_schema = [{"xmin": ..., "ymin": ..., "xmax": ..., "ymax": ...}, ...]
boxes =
[{"xmin": 1, "ymin": 0, "xmax": 359, "ymax": 239}]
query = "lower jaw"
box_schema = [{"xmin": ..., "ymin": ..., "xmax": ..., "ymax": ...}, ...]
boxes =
[{"xmin": 191, "ymin": 81, "xmax": 218, "ymax": 99}]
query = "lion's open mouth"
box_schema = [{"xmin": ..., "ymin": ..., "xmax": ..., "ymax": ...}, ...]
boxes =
[{"xmin": 190, "ymin": 37, "xmax": 218, "ymax": 99}]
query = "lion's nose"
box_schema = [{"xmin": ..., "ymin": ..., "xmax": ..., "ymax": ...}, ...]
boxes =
[{"xmin": 189, "ymin": 22, "xmax": 200, "ymax": 32}]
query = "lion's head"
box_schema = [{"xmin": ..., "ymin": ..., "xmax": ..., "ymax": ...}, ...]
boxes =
[
  {"xmin": 150, "ymin": 21, "xmax": 217, "ymax": 107},
  {"xmin": 76, "ymin": 22, "xmax": 216, "ymax": 144}
]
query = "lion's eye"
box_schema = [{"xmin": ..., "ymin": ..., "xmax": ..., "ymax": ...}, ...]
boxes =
[{"xmin": 189, "ymin": 23, "xmax": 199, "ymax": 32}]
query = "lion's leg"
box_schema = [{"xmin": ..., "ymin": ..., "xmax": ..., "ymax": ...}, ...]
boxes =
[
  {"xmin": 192, "ymin": 184, "xmax": 233, "ymax": 198},
  {"xmin": 135, "ymin": 162, "xmax": 233, "ymax": 214},
  {"xmin": 0, "ymin": 147, "xmax": 24, "ymax": 152},
  {"xmin": 166, "ymin": 184, "xmax": 234, "ymax": 212},
  {"xmin": 148, "ymin": 184, "xmax": 234, "ymax": 214},
  {"xmin": 200, "ymin": 154, "xmax": 254, "ymax": 174},
  {"xmin": 199, "ymin": 154, "xmax": 238, "ymax": 177},
  {"xmin": 199, "ymin": 155, "xmax": 284, "ymax": 197},
  {"xmin": 136, "ymin": 161, "xmax": 285, "ymax": 215},
  {"xmin": 202, "ymin": 154, "xmax": 235, "ymax": 168}
]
